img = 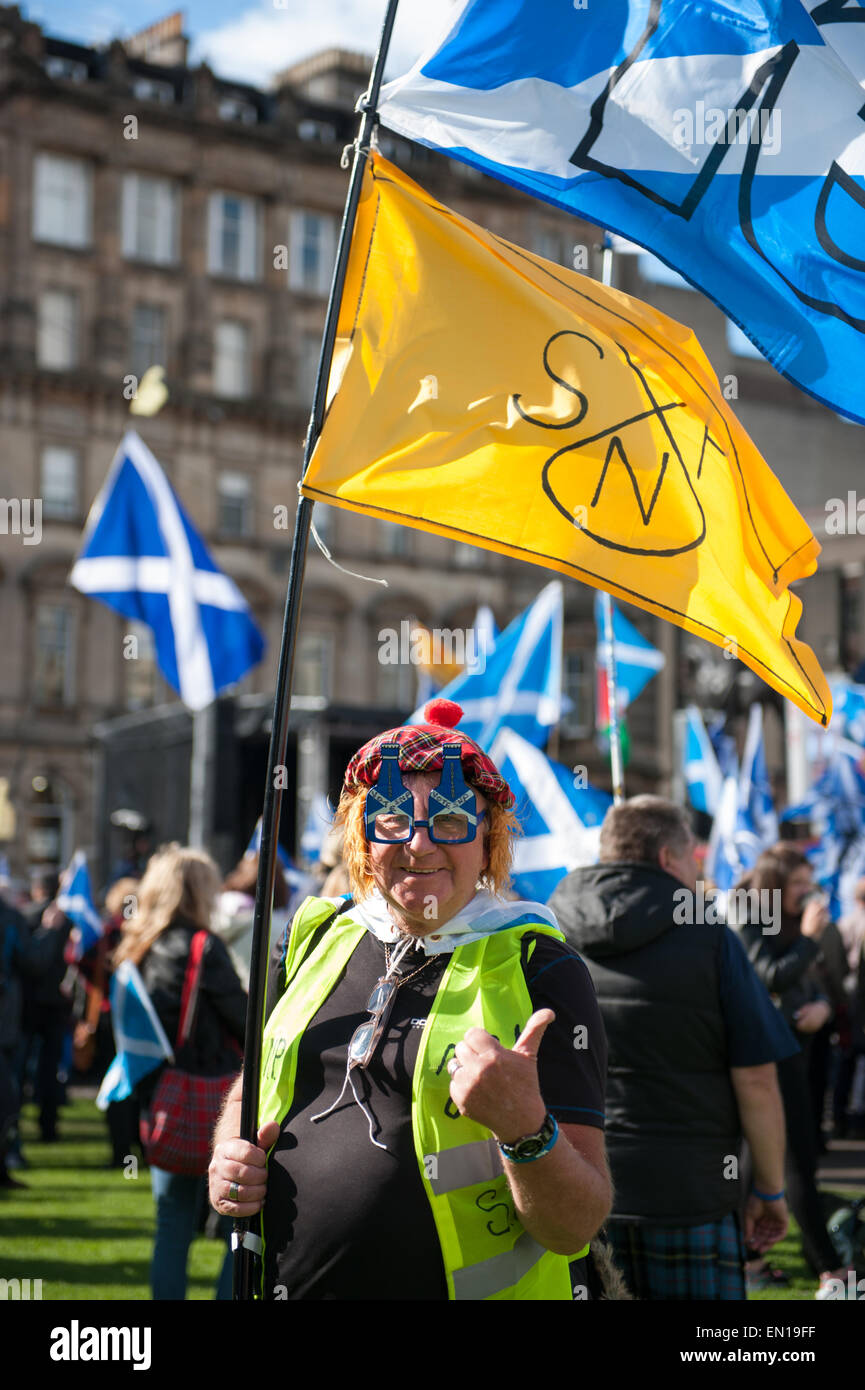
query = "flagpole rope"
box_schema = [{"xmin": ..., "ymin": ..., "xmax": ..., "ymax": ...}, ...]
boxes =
[{"xmin": 232, "ymin": 0, "xmax": 403, "ymax": 1302}]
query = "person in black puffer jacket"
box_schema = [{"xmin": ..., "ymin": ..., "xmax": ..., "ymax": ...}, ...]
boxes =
[
  {"xmin": 549, "ymin": 796, "xmax": 797, "ymax": 1301},
  {"xmin": 114, "ymin": 844, "xmax": 247, "ymax": 1300}
]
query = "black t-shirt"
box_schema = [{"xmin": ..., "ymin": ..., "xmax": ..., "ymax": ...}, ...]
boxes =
[{"xmin": 262, "ymin": 912, "xmax": 607, "ymax": 1300}]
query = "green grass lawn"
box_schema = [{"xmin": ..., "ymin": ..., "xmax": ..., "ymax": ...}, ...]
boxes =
[
  {"xmin": 0, "ymin": 1096, "xmax": 227, "ymax": 1301},
  {"xmin": 748, "ymin": 1185, "xmax": 864, "ymax": 1301},
  {"xmin": 1, "ymin": 1095, "xmax": 860, "ymax": 1302}
]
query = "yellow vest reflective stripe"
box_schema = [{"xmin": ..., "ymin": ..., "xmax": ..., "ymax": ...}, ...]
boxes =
[{"xmin": 259, "ymin": 897, "xmax": 587, "ymax": 1301}]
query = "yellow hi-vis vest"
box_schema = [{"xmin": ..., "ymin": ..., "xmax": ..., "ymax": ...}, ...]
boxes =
[{"xmin": 259, "ymin": 896, "xmax": 587, "ymax": 1300}]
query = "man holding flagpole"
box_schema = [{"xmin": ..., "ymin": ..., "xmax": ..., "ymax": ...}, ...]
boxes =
[{"xmin": 210, "ymin": 700, "xmax": 611, "ymax": 1300}]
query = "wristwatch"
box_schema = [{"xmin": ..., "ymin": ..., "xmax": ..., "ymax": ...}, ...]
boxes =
[{"xmin": 497, "ymin": 1112, "xmax": 559, "ymax": 1164}]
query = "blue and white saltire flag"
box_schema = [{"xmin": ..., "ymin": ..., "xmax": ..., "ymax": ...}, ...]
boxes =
[
  {"xmin": 56, "ymin": 850, "xmax": 103, "ymax": 960},
  {"xmin": 96, "ymin": 961, "xmax": 174, "ymax": 1110},
  {"xmin": 830, "ymin": 677, "xmax": 865, "ymax": 746},
  {"xmin": 708, "ymin": 705, "xmax": 778, "ymax": 892},
  {"xmin": 683, "ymin": 705, "xmax": 724, "ymax": 816},
  {"xmin": 70, "ymin": 430, "xmax": 266, "ymax": 711},
  {"xmin": 380, "ymin": 0, "xmax": 865, "ymax": 424},
  {"xmin": 706, "ymin": 776, "xmax": 762, "ymax": 895},
  {"xmin": 411, "ymin": 581, "xmax": 563, "ymax": 751},
  {"xmin": 739, "ymin": 703, "xmax": 779, "ymax": 849},
  {"xmin": 594, "ymin": 594, "xmax": 665, "ymax": 708},
  {"xmin": 489, "ymin": 727, "xmax": 611, "ymax": 902}
]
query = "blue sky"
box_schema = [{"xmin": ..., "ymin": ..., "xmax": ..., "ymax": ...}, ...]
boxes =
[{"xmin": 29, "ymin": 1, "xmax": 456, "ymax": 87}]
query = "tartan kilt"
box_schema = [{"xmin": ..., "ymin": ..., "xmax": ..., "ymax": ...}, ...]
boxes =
[
  {"xmin": 604, "ymin": 1212, "xmax": 747, "ymax": 1301},
  {"xmin": 140, "ymin": 1066, "xmax": 235, "ymax": 1177}
]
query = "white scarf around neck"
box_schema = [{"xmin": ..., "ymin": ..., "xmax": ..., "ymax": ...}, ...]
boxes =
[{"xmin": 348, "ymin": 888, "xmax": 558, "ymax": 955}]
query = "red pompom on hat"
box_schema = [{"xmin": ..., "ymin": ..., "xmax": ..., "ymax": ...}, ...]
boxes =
[
  {"xmin": 420, "ymin": 698, "xmax": 463, "ymax": 729},
  {"xmin": 343, "ymin": 699, "xmax": 514, "ymax": 807}
]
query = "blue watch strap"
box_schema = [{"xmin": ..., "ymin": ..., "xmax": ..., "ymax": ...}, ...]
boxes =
[{"xmin": 498, "ymin": 1114, "xmax": 559, "ymax": 1164}]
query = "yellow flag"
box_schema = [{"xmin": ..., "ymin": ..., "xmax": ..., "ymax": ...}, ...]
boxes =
[{"xmin": 303, "ymin": 155, "xmax": 831, "ymax": 725}]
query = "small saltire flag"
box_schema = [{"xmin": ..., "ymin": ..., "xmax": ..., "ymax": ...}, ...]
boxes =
[
  {"xmin": 707, "ymin": 706, "xmax": 778, "ymax": 893},
  {"xmin": 302, "ymin": 155, "xmax": 830, "ymax": 725},
  {"xmin": 489, "ymin": 727, "xmax": 612, "ymax": 903},
  {"xmin": 830, "ymin": 677, "xmax": 865, "ymax": 747},
  {"xmin": 410, "ymin": 582, "xmax": 563, "ymax": 751},
  {"xmin": 96, "ymin": 960, "xmax": 174, "ymax": 1110},
  {"xmin": 56, "ymin": 850, "xmax": 103, "ymax": 960},
  {"xmin": 380, "ymin": 0, "xmax": 865, "ymax": 425},
  {"xmin": 70, "ymin": 430, "xmax": 265, "ymax": 711},
  {"xmin": 595, "ymin": 594, "xmax": 665, "ymax": 707},
  {"xmin": 683, "ymin": 705, "xmax": 724, "ymax": 817},
  {"xmin": 594, "ymin": 594, "xmax": 664, "ymax": 764},
  {"xmin": 740, "ymin": 704, "xmax": 779, "ymax": 849}
]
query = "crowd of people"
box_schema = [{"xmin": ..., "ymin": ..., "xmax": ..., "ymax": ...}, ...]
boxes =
[{"xmin": 3, "ymin": 697, "xmax": 865, "ymax": 1301}]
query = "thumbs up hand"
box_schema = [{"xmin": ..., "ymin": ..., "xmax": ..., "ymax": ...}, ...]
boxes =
[{"xmin": 447, "ymin": 1009, "xmax": 554, "ymax": 1143}]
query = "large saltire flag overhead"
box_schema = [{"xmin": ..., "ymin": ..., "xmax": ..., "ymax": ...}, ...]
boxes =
[
  {"xmin": 379, "ymin": 0, "xmax": 865, "ymax": 425},
  {"xmin": 302, "ymin": 154, "xmax": 831, "ymax": 724}
]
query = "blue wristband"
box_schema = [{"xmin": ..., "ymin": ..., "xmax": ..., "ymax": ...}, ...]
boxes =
[
  {"xmin": 751, "ymin": 1186, "xmax": 785, "ymax": 1201},
  {"xmin": 498, "ymin": 1114, "xmax": 559, "ymax": 1164}
]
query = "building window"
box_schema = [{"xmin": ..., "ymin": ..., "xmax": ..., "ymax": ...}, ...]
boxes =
[
  {"xmin": 214, "ymin": 321, "xmax": 251, "ymax": 398},
  {"xmin": 219, "ymin": 96, "xmax": 258, "ymax": 124},
  {"xmin": 454, "ymin": 541, "xmax": 483, "ymax": 568},
  {"xmin": 130, "ymin": 303, "xmax": 167, "ymax": 379},
  {"xmin": 288, "ymin": 211, "xmax": 337, "ymax": 296},
  {"xmin": 121, "ymin": 173, "xmax": 179, "ymax": 264},
  {"xmin": 378, "ymin": 519, "xmax": 409, "ymax": 558},
  {"xmin": 296, "ymin": 329, "xmax": 321, "ymax": 403},
  {"xmin": 532, "ymin": 229, "xmax": 563, "ymax": 264},
  {"xmin": 124, "ymin": 620, "xmax": 158, "ymax": 710},
  {"xmin": 297, "ymin": 119, "xmax": 336, "ymax": 143},
  {"xmin": 208, "ymin": 193, "xmax": 260, "ymax": 280},
  {"xmin": 132, "ymin": 77, "xmax": 175, "ymax": 104},
  {"xmin": 37, "ymin": 289, "xmax": 78, "ymax": 369},
  {"xmin": 638, "ymin": 253, "xmax": 690, "ymax": 290},
  {"xmin": 375, "ymin": 630, "xmax": 416, "ymax": 710},
  {"xmin": 43, "ymin": 56, "xmax": 88, "ymax": 83},
  {"xmin": 33, "ymin": 605, "xmax": 75, "ymax": 706},
  {"xmin": 218, "ymin": 471, "xmax": 252, "ymax": 536},
  {"xmin": 312, "ymin": 503, "xmax": 332, "ymax": 548},
  {"xmin": 40, "ymin": 446, "xmax": 79, "ymax": 520},
  {"xmin": 726, "ymin": 320, "xmax": 764, "ymax": 361},
  {"xmin": 33, "ymin": 154, "xmax": 91, "ymax": 247},
  {"xmin": 296, "ymin": 632, "xmax": 333, "ymax": 701},
  {"xmin": 560, "ymin": 649, "xmax": 594, "ymax": 739}
]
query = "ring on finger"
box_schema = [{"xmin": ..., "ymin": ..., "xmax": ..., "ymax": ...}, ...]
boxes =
[
  {"xmin": 229, "ymin": 1180, "xmax": 240, "ymax": 1202},
  {"xmin": 447, "ymin": 1057, "xmax": 462, "ymax": 1077}
]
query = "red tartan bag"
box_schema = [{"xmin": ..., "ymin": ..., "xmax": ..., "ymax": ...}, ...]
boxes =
[{"xmin": 140, "ymin": 931, "xmax": 239, "ymax": 1176}]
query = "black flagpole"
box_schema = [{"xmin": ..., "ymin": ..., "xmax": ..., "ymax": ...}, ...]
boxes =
[{"xmin": 232, "ymin": 0, "xmax": 402, "ymax": 1300}]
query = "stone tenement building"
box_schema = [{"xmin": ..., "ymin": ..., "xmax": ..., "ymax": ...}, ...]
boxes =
[{"xmin": 0, "ymin": 7, "xmax": 861, "ymax": 880}]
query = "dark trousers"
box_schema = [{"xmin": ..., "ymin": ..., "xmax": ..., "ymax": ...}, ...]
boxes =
[
  {"xmin": 745, "ymin": 1050, "xmax": 842, "ymax": 1275},
  {"xmin": 18, "ymin": 1008, "xmax": 69, "ymax": 1140}
]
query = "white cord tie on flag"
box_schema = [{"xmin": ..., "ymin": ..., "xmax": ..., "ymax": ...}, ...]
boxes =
[{"xmin": 307, "ymin": 515, "xmax": 388, "ymax": 588}]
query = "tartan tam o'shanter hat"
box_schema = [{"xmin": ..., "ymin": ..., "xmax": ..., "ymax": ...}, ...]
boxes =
[{"xmin": 343, "ymin": 699, "xmax": 514, "ymax": 808}]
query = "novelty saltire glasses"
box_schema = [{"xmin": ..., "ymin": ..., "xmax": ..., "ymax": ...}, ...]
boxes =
[{"xmin": 364, "ymin": 742, "xmax": 485, "ymax": 844}]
